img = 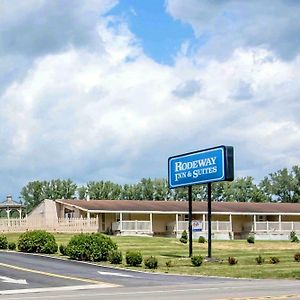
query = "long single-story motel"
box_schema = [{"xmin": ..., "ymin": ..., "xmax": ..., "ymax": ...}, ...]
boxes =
[{"xmin": 0, "ymin": 198, "xmax": 297, "ymax": 241}]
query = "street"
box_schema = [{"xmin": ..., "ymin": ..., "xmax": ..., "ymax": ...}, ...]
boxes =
[{"xmin": 0, "ymin": 251, "xmax": 300, "ymax": 300}]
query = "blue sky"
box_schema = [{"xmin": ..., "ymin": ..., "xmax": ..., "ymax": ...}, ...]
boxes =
[
  {"xmin": 0, "ymin": 0, "xmax": 300, "ymax": 200},
  {"xmin": 109, "ymin": 0, "xmax": 194, "ymax": 64}
]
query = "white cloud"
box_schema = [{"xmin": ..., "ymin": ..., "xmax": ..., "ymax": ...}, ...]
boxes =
[
  {"xmin": 166, "ymin": 0, "xmax": 300, "ymax": 60},
  {"xmin": 1, "ymin": 0, "xmax": 300, "ymax": 198}
]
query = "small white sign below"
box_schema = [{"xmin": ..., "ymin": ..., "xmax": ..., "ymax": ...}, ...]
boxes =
[{"xmin": 0, "ymin": 276, "xmax": 28, "ymax": 285}]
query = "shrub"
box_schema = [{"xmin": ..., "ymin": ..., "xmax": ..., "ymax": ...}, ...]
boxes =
[
  {"xmin": 8, "ymin": 242, "xmax": 16, "ymax": 251},
  {"xmin": 180, "ymin": 230, "xmax": 188, "ymax": 244},
  {"xmin": 290, "ymin": 231, "xmax": 299, "ymax": 242},
  {"xmin": 198, "ymin": 236, "xmax": 206, "ymax": 243},
  {"xmin": 59, "ymin": 244, "xmax": 67, "ymax": 256},
  {"xmin": 294, "ymin": 253, "xmax": 300, "ymax": 262},
  {"xmin": 255, "ymin": 255, "xmax": 264, "ymax": 265},
  {"xmin": 17, "ymin": 230, "xmax": 58, "ymax": 254},
  {"xmin": 247, "ymin": 236, "xmax": 255, "ymax": 244},
  {"xmin": 191, "ymin": 255, "xmax": 203, "ymax": 267},
  {"xmin": 0, "ymin": 234, "xmax": 8, "ymax": 249},
  {"xmin": 269, "ymin": 256, "xmax": 280, "ymax": 264},
  {"xmin": 126, "ymin": 250, "xmax": 143, "ymax": 266},
  {"xmin": 228, "ymin": 257, "xmax": 238, "ymax": 265},
  {"xmin": 108, "ymin": 250, "xmax": 123, "ymax": 264},
  {"xmin": 144, "ymin": 256, "xmax": 158, "ymax": 269},
  {"xmin": 66, "ymin": 233, "xmax": 117, "ymax": 261},
  {"xmin": 165, "ymin": 260, "xmax": 173, "ymax": 268}
]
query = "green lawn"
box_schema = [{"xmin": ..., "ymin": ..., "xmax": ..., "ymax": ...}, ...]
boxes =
[{"xmin": 4, "ymin": 233, "xmax": 300, "ymax": 279}]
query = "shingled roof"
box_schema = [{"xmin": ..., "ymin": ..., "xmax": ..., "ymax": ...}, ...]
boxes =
[{"xmin": 56, "ymin": 200, "xmax": 300, "ymax": 214}]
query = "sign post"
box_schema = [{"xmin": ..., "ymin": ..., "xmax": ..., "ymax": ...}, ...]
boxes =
[{"xmin": 168, "ymin": 145, "xmax": 234, "ymax": 258}]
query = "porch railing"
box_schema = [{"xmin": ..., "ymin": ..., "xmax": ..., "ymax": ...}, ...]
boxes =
[
  {"xmin": 0, "ymin": 217, "xmax": 98, "ymax": 232},
  {"xmin": 112, "ymin": 221, "xmax": 152, "ymax": 232},
  {"xmin": 167, "ymin": 221, "xmax": 231, "ymax": 233},
  {"xmin": 254, "ymin": 221, "xmax": 300, "ymax": 232}
]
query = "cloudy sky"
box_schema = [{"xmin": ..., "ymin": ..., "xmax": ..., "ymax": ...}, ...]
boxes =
[{"xmin": 1, "ymin": 0, "xmax": 300, "ymax": 200}]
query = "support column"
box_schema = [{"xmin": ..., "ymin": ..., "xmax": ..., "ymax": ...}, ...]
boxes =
[
  {"xmin": 120, "ymin": 212, "xmax": 123, "ymax": 233},
  {"xmin": 279, "ymin": 215, "xmax": 282, "ymax": 232},
  {"xmin": 6, "ymin": 209, "xmax": 10, "ymax": 227},
  {"xmin": 188, "ymin": 186, "xmax": 193, "ymax": 257},
  {"xmin": 19, "ymin": 208, "xmax": 22, "ymax": 219},
  {"xmin": 175, "ymin": 214, "xmax": 179, "ymax": 236},
  {"xmin": 253, "ymin": 215, "xmax": 256, "ymax": 233},
  {"xmin": 202, "ymin": 214, "xmax": 205, "ymax": 232},
  {"xmin": 207, "ymin": 183, "xmax": 212, "ymax": 258},
  {"xmin": 87, "ymin": 211, "xmax": 90, "ymax": 219},
  {"xmin": 229, "ymin": 214, "xmax": 233, "ymax": 232},
  {"xmin": 150, "ymin": 213, "xmax": 153, "ymax": 233}
]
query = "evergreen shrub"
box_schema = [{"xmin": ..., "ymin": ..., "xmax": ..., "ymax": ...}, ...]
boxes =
[
  {"xmin": 198, "ymin": 236, "xmax": 206, "ymax": 243},
  {"xmin": 290, "ymin": 231, "xmax": 299, "ymax": 243},
  {"xmin": 0, "ymin": 234, "xmax": 8, "ymax": 249},
  {"xmin": 228, "ymin": 257, "xmax": 238, "ymax": 265},
  {"xmin": 191, "ymin": 255, "xmax": 203, "ymax": 267},
  {"xmin": 125, "ymin": 250, "xmax": 143, "ymax": 266},
  {"xmin": 255, "ymin": 255, "xmax": 264, "ymax": 265},
  {"xmin": 108, "ymin": 250, "xmax": 123, "ymax": 264},
  {"xmin": 294, "ymin": 253, "xmax": 300, "ymax": 262},
  {"xmin": 247, "ymin": 236, "xmax": 255, "ymax": 244},
  {"xmin": 17, "ymin": 230, "xmax": 58, "ymax": 254},
  {"xmin": 269, "ymin": 256, "xmax": 280, "ymax": 264},
  {"xmin": 8, "ymin": 242, "xmax": 16, "ymax": 251},
  {"xmin": 59, "ymin": 244, "xmax": 67, "ymax": 256},
  {"xmin": 66, "ymin": 233, "xmax": 117, "ymax": 261},
  {"xmin": 144, "ymin": 256, "xmax": 158, "ymax": 269},
  {"xmin": 180, "ymin": 230, "xmax": 188, "ymax": 244}
]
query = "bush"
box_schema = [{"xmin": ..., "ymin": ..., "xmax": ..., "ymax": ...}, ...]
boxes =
[
  {"xmin": 165, "ymin": 260, "xmax": 173, "ymax": 268},
  {"xmin": 228, "ymin": 257, "xmax": 238, "ymax": 265},
  {"xmin": 17, "ymin": 230, "xmax": 58, "ymax": 254},
  {"xmin": 198, "ymin": 236, "xmax": 206, "ymax": 243},
  {"xmin": 8, "ymin": 242, "xmax": 16, "ymax": 251},
  {"xmin": 269, "ymin": 256, "xmax": 280, "ymax": 264},
  {"xmin": 294, "ymin": 253, "xmax": 300, "ymax": 262},
  {"xmin": 180, "ymin": 230, "xmax": 188, "ymax": 244},
  {"xmin": 247, "ymin": 236, "xmax": 255, "ymax": 244},
  {"xmin": 59, "ymin": 244, "xmax": 67, "ymax": 256},
  {"xmin": 66, "ymin": 233, "xmax": 117, "ymax": 261},
  {"xmin": 290, "ymin": 231, "xmax": 299, "ymax": 243},
  {"xmin": 255, "ymin": 255, "xmax": 264, "ymax": 265},
  {"xmin": 191, "ymin": 255, "xmax": 203, "ymax": 267},
  {"xmin": 144, "ymin": 256, "xmax": 158, "ymax": 269},
  {"xmin": 126, "ymin": 250, "xmax": 143, "ymax": 266},
  {"xmin": 108, "ymin": 250, "xmax": 123, "ymax": 264},
  {"xmin": 0, "ymin": 234, "xmax": 8, "ymax": 249}
]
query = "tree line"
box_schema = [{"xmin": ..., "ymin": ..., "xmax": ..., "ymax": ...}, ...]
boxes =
[{"xmin": 20, "ymin": 165, "xmax": 300, "ymax": 213}]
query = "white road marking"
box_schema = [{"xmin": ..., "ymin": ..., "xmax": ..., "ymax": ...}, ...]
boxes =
[
  {"xmin": 0, "ymin": 284, "xmax": 114, "ymax": 295},
  {"xmin": 0, "ymin": 276, "xmax": 27, "ymax": 285},
  {"xmin": 97, "ymin": 271, "xmax": 135, "ymax": 278}
]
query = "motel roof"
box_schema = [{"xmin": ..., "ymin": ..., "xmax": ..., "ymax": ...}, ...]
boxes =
[{"xmin": 56, "ymin": 200, "xmax": 300, "ymax": 215}]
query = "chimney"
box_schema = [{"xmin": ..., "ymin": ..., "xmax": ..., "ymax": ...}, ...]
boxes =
[{"xmin": 86, "ymin": 194, "xmax": 90, "ymax": 201}]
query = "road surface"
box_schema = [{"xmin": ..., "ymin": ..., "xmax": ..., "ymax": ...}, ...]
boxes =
[{"xmin": 0, "ymin": 251, "xmax": 300, "ymax": 300}]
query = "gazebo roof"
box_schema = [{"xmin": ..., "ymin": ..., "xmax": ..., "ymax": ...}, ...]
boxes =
[{"xmin": 0, "ymin": 196, "xmax": 26, "ymax": 208}]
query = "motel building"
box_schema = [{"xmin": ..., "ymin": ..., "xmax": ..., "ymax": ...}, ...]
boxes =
[{"xmin": 6, "ymin": 198, "xmax": 298, "ymax": 241}]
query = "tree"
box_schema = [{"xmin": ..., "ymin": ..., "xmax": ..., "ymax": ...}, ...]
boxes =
[
  {"xmin": 21, "ymin": 181, "xmax": 45, "ymax": 213},
  {"xmin": 21, "ymin": 179, "xmax": 77, "ymax": 213},
  {"xmin": 222, "ymin": 177, "xmax": 261, "ymax": 202},
  {"xmin": 153, "ymin": 178, "xmax": 170, "ymax": 200},
  {"xmin": 259, "ymin": 167, "xmax": 299, "ymax": 203}
]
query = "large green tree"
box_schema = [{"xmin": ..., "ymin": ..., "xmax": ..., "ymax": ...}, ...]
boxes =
[{"xmin": 21, "ymin": 179, "xmax": 77, "ymax": 213}]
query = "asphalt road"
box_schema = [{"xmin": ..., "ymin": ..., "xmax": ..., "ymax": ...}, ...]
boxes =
[{"xmin": 0, "ymin": 251, "xmax": 300, "ymax": 300}]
